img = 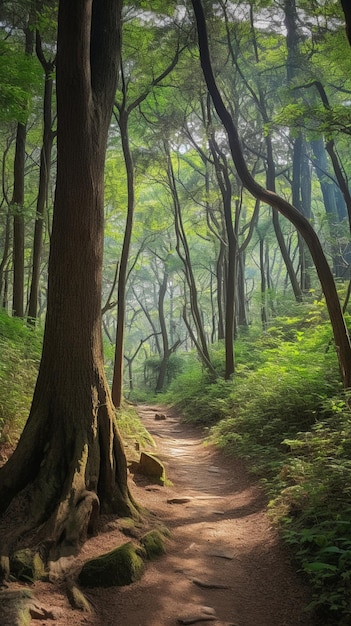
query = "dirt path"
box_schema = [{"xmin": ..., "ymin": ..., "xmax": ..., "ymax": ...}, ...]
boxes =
[
  {"xmin": 109, "ymin": 404, "xmax": 316, "ymax": 626},
  {"xmin": 6, "ymin": 404, "xmax": 317, "ymax": 626}
]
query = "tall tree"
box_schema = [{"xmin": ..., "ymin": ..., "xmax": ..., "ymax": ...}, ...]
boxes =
[
  {"xmin": 111, "ymin": 29, "xmax": 179, "ymax": 408},
  {"xmin": 0, "ymin": 0, "xmax": 136, "ymax": 572}
]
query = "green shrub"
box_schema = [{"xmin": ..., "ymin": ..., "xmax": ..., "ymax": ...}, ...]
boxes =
[{"xmin": 0, "ymin": 310, "xmax": 42, "ymax": 442}]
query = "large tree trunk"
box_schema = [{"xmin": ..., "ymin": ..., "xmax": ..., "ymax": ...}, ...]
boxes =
[
  {"xmin": 191, "ymin": 0, "xmax": 351, "ymax": 389},
  {"xmin": 0, "ymin": 0, "xmax": 136, "ymax": 575}
]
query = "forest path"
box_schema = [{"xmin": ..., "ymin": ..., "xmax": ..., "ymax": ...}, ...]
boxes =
[
  {"xmin": 25, "ymin": 404, "xmax": 317, "ymax": 626},
  {"xmin": 102, "ymin": 404, "xmax": 316, "ymax": 626}
]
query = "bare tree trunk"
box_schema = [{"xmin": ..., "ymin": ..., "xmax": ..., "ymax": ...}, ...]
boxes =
[
  {"xmin": 341, "ymin": 0, "xmax": 351, "ymax": 45},
  {"xmin": 12, "ymin": 19, "xmax": 35, "ymax": 317},
  {"xmin": 11, "ymin": 122, "xmax": 26, "ymax": 318},
  {"xmin": 111, "ymin": 110, "xmax": 134, "ymax": 409},
  {"xmin": 27, "ymin": 33, "xmax": 55, "ymax": 322}
]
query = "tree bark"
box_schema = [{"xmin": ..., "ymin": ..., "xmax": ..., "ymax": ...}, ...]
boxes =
[
  {"xmin": 191, "ymin": 0, "xmax": 351, "ymax": 389},
  {"xmin": 341, "ymin": 0, "xmax": 351, "ymax": 45},
  {"xmin": 0, "ymin": 0, "xmax": 137, "ymax": 574},
  {"xmin": 111, "ymin": 109, "xmax": 134, "ymax": 409},
  {"xmin": 11, "ymin": 122, "xmax": 26, "ymax": 318}
]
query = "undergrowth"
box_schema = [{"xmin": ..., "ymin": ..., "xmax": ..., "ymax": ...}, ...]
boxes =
[
  {"xmin": 166, "ymin": 304, "xmax": 351, "ymax": 624},
  {"xmin": 0, "ymin": 310, "xmax": 42, "ymax": 442},
  {"xmin": 0, "ymin": 311, "xmax": 151, "ymax": 456}
]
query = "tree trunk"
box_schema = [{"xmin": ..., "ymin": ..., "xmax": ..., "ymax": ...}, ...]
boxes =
[
  {"xmin": 0, "ymin": 211, "xmax": 11, "ymax": 305},
  {"xmin": 27, "ymin": 33, "xmax": 55, "ymax": 323},
  {"xmin": 11, "ymin": 122, "xmax": 26, "ymax": 318},
  {"xmin": 165, "ymin": 141, "xmax": 215, "ymax": 374},
  {"xmin": 155, "ymin": 270, "xmax": 169, "ymax": 393},
  {"xmin": 111, "ymin": 110, "xmax": 134, "ymax": 409},
  {"xmin": 341, "ymin": 0, "xmax": 351, "ymax": 45},
  {"xmin": 11, "ymin": 19, "xmax": 35, "ymax": 318},
  {"xmin": 208, "ymin": 131, "xmax": 235, "ymax": 378},
  {"xmin": 0, "ymin": 0, "xmax": 136, "ymax": 574},
  {"xmin": 191, "ymin": 0, "xmax": 351, "ymax": 389}
]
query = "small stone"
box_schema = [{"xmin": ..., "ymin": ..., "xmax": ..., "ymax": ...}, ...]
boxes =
[
  {"xmin": 154, "ymin": 413, "xmax": 166, "ymax": 420},
  {"xmin": 207, "ymin": 551, "xmax": 235, "ymax": 560},
  {"xmin": 192, "ymin": 578, "xmax": 230, "ymax": 589},
  {"xmin": 178, "ymin": 606, "xmax": 217, "ymax": 624},
  {"xmin": 167, "ymin": 497, "xmax": 192, "ymax": 504},
  {"xmin": 29, "ymin": 602, "xmax": 55, "ymax": 620}
]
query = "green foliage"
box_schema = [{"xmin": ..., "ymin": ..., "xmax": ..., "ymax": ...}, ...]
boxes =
[
  {"xmin": 165, "ymin": 359, "xmax": 233, "ymax": 425},
  {"xmin": 0, "ymin": 310, "xmax": 42, "ymax": 442},
  {"xmin": 0, "ymin": 38, "xmax": 42, "ymax": 123},
  {"xmin": 117, "ymin": 405, "xmax": 155, "ymax": 455},
  {"xmin": 274, "ymin": 405, "xmax": 351, "ymax": 622}
]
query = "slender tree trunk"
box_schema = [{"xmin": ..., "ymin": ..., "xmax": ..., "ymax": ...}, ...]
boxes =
[
  {"xmin": 111, "ymin": 110, "xmax": 135, "ymax": 409},
  {"xmin": 341, "ymin": 0, "xmax": 351, "ymax": 45},
  {"xmin": 27, "ymin": 34, "xmax": 55, "ymax": 322},
  {"xmin": 155, "ymin": 270, "xmax": 169, "ymax": 392},
  {"xmin": 11, "ymin": 122, "xmax": 26, "ymax": 318},
  {"xmin": 0, "ymin": 212, "xmax": 11, "ymax": 304},
  {"xmin": 259, "ymin": 237, "xmax": 268, "ymax": 329},
  {"xmin": 12, "ymin": 20, "xmax": 35, "ymax": 317},
  {"xmin": 208, "ymin": 131, "xmax": 235, "ymax": 378}
]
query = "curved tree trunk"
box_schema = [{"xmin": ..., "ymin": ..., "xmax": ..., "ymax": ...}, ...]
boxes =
[
  {"xmin": 191, "ymin": 0, "xmax": 351, "ymax": 389},
  {"xmin": 0, "ymin": 0, "xmax": 137, "ymax": 576},
  {"xmin": 111, "ymin": 109, "xmax": 134, "ymax": 409}
]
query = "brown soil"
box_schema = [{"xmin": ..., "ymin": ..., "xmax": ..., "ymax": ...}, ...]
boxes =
[{"xmin": 2, "ymin": 405, "xmax": 318, "ymax": 626}]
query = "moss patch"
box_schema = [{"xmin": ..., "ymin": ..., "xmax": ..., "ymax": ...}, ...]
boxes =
[
  {"xmin": 78, "ymin": 541, "xmax": 145, "ymax": 588},
  {"xmin": 140, "ymin": 529, "xmax": 168, "ymax": 559},
  {"xmin": 10, "ymin": 549, "xmax": 46, "ymax": 582}
]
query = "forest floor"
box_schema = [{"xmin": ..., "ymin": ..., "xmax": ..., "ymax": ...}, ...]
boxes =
[{"xmin": 1, "ymin": 405, "xmax": 318, "ymax": 626}]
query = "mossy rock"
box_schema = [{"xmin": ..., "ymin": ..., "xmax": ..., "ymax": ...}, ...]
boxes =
[
  {"xmin": 118, "ymin": 517, "xmax": 141, "ymax": 538},
  {"xmin": 10, "ymin": 549, "xmax": 46, "ymax": 582},
  {"xmin": 67, "ymin": 584, "xmax": 91, "ymax": 613},
  {"xmin": 138, "ymin": 452, "xmax": 166, "ymax": 484},
  {"xmin": 78, "ymin": 541, "xmax": 145, "ymax": 588},
  {"xmin": 0, "ymin": 588, "xmax": 34, "ymax": 626},
  {"xmin": 140, "ymin": 529, "xmax": 167, "ymax": 559}
]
